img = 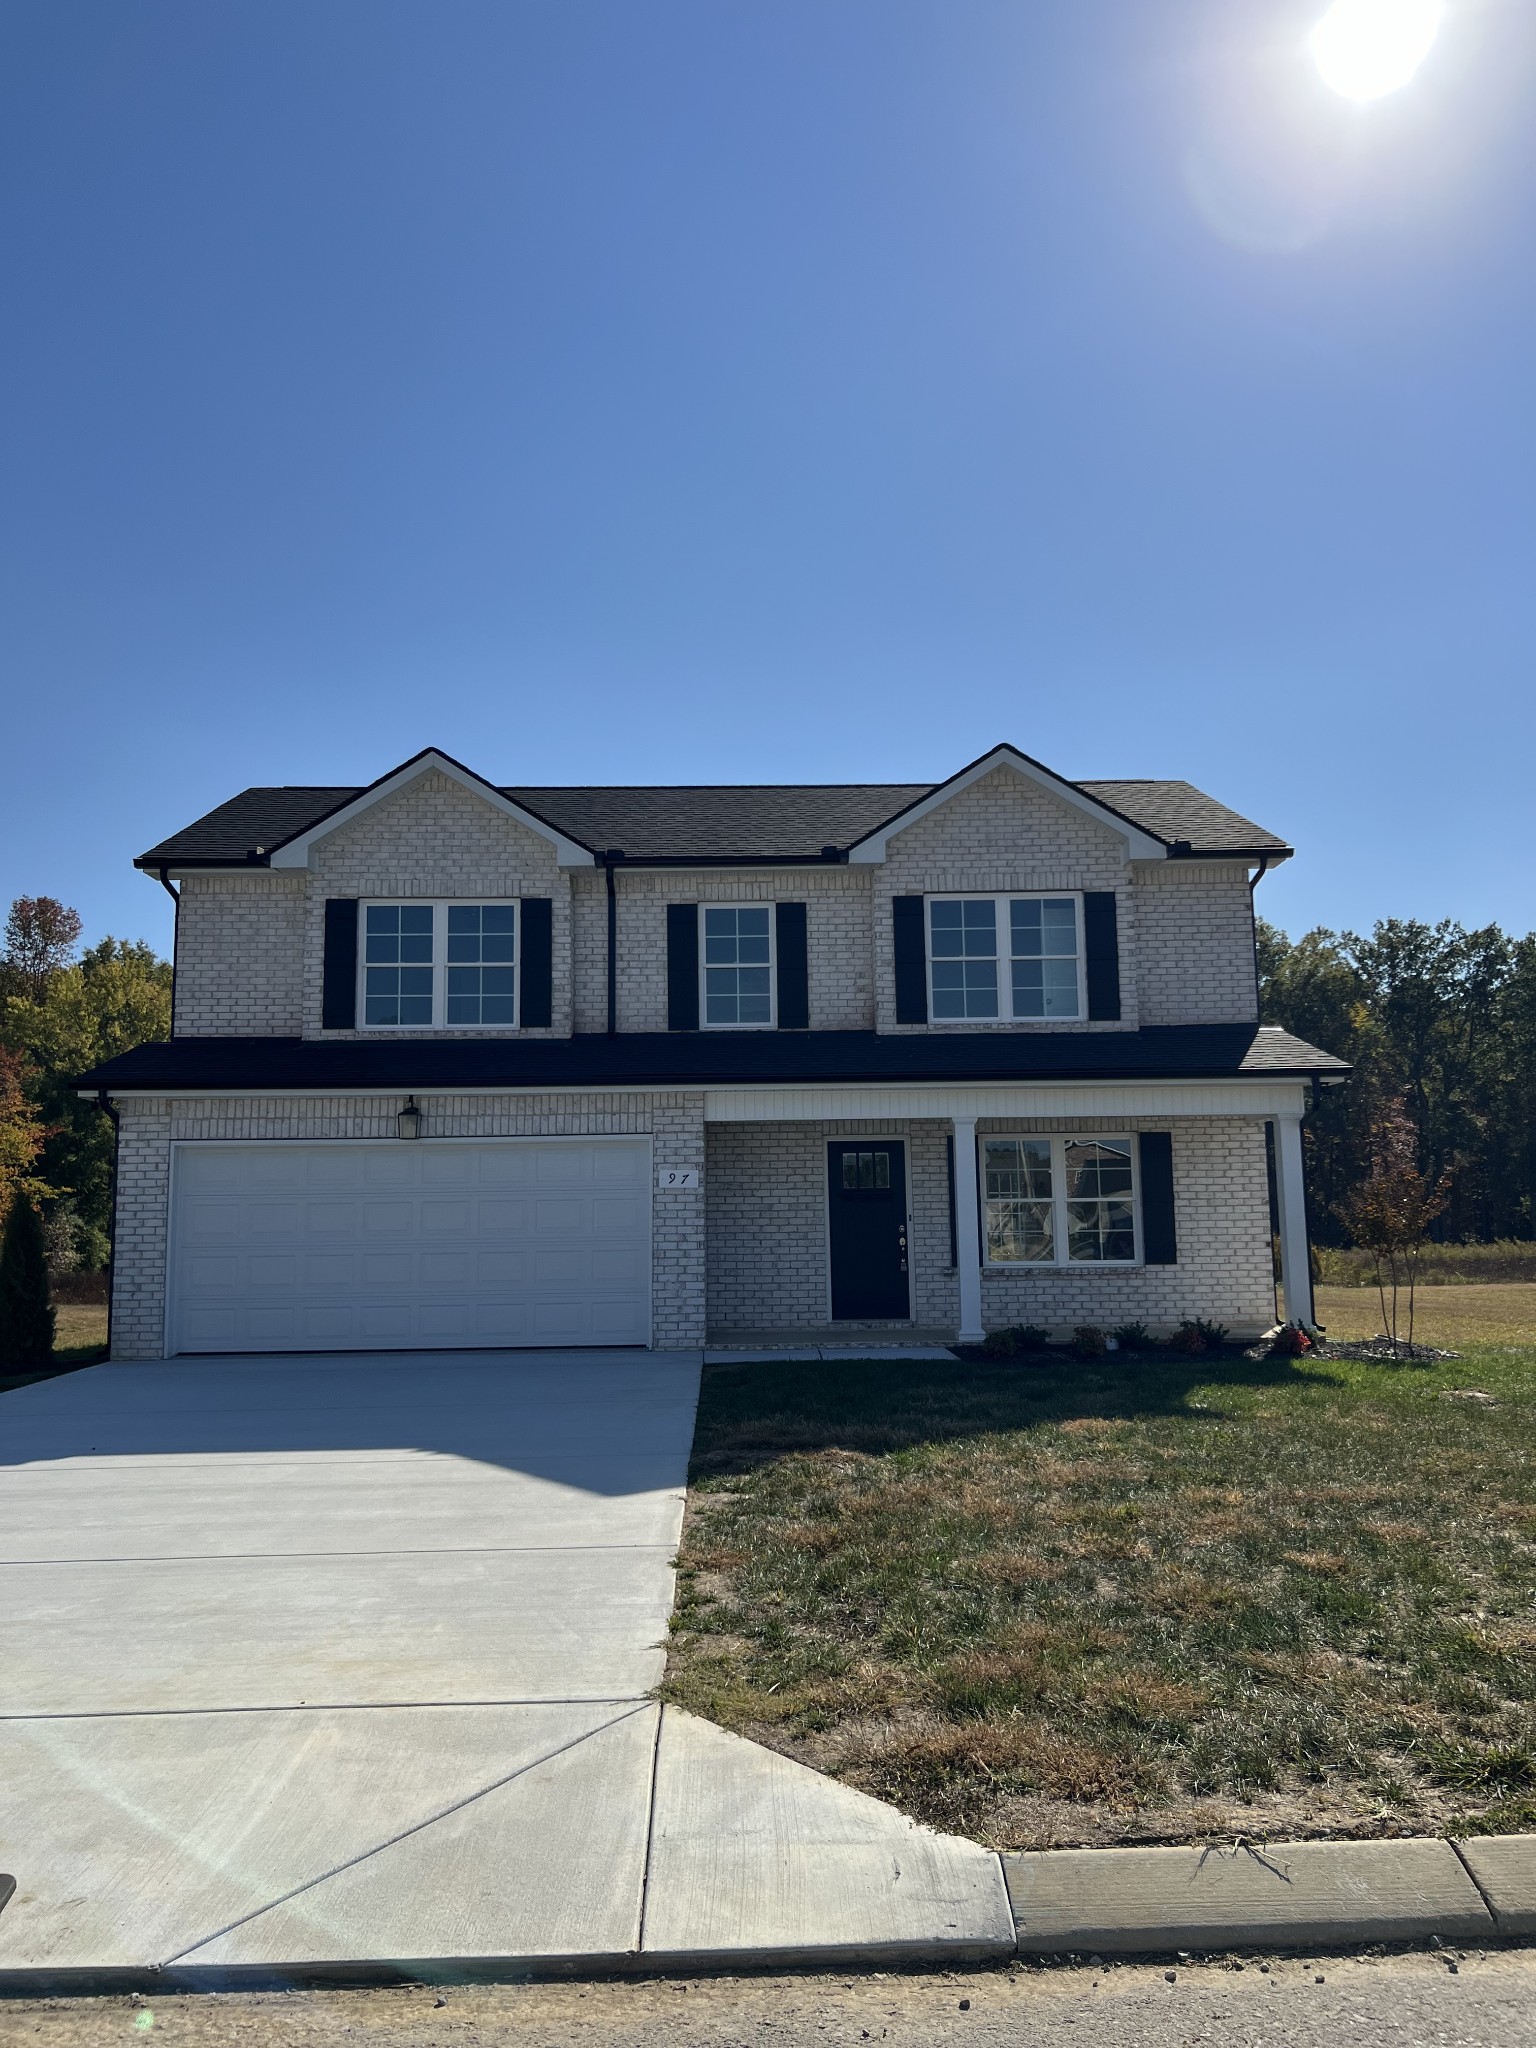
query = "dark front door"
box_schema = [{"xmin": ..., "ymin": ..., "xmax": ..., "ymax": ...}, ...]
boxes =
[{"xmin": 827, "ymin": 1141, "xmax": 910, "ymax": 1321}]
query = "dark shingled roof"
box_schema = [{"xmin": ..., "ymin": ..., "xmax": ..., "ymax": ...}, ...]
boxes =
[
  {"xmin": 75, "ymin": 1024, "xmax": 1347, "ymax": 1095},
  {"xmin": 137, "ymin": 775, "xmax": 1291, "ymax": 867}
]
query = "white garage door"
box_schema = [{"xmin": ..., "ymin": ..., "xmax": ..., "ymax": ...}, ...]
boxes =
[{"xmin": 167, "ymin": 1140, "xmax": 652, "ymax": 1354}]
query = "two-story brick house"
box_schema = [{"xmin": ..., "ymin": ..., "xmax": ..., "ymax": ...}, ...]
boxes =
[{"xmin": 78, "ymin": 744, "xmax": 1346, "ymax": 1360}]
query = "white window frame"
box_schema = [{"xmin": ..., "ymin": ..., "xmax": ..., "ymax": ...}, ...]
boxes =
[
  {"xmin": 699, "ymin": 903, "xmax": 777, "ymax": 1031},
  {"xmin": 927, "ymin": 892, "xmax": 1086, "ymax": 1025},
  {"xmin": 357, "ymin": 898, "xmax": 521, "ymax": 1032},
  {"xmin": 980, "ymin": 1131, "xmax": 1141, "ymax": 1268}
]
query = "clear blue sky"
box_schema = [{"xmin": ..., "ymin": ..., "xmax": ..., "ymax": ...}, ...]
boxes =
[{"xmin": 3, "ymin": 0, "xmax": 1533, "ymax": 960}]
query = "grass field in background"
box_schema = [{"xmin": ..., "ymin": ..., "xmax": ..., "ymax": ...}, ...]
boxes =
[
  {"xmin": 665, "ymin": 1339, "xmax": 1536, "ymax": 1851},
  {"xmin": 1315, "ymin": 1283, "xmax": 1536, "ymax": 1349},
  {"xmin": 1317, "ymin": 1241, "xmax": 1536, "ymax": 1287}
]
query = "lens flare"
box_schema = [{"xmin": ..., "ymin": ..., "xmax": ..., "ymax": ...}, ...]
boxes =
[{"xmin": 1311, "ymin": 0, "xmax": 1443, "ymax": 100}]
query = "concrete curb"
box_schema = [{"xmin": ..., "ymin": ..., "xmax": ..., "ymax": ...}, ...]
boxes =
[
  {"xmin": 1003, "ymin": 1836, "xmax": 1535, "ymax": 1955},
  {"xmin": 0, "ymin": 1836, "xmax": 1530, "ymax": 1994}
]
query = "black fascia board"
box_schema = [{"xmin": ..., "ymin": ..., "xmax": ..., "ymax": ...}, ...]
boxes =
[{"xmin": 73, "ymin": 1025, "xmax": 1349, "ymax": 1095}]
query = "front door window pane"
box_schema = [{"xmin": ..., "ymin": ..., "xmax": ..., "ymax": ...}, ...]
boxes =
[
  {"xmin": 1011, "ymin": 898, "xmax": 1080, "ymax": 1018},
  {"xmin": 842, "ymin": 1148, "xmax": 891, "ymax": 1192},
  {"xmin": 983, "ymin": 1137, "xmax": 1055, "ymax": 1262},
  {"xmin": 704, "ymin": 907, "xmax": 772, "ymax": 1025},
  {"xmin": 930, "ymin": 899, "xmax": 999, "ymax": 1018},
  {"xmin": 445, "ymin": 904, "xmax": 517, "ymax": 1024},
  {"xmin": 364, "ymin": 905, "xmax": 434, "ymax": 1025}
]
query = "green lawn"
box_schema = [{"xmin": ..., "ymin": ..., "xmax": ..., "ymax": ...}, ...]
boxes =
[{"xmin": 664, "ymin": 1336, "xmax": 1536, "ymax": 1851}]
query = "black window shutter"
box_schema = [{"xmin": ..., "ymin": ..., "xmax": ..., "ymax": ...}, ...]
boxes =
[
  {"xmin": 519, "ymin": 898, "xmax": 553, "ymax": 1028},
  {"xmin": 322, "ymin": 899, "xmax": 358, "ymax": 1030},
  {"xmin": 667, "ymin": 904, "xmax": 699, "ymax": 1030},
  {"xmin": 892, "ymin": 896, "xmax": 928, "ymax": 1024},
  {"xmin": 1083, "ymin": 891, "xmax": 1122, "ymax": 1021},
  {"xmin": 1139, "ymin": 1132, "xmax": 1177, "ymax": 1264},
  {"xmin": 775, "ymin": 902, "xmax": 809, "ymax": 1029}
]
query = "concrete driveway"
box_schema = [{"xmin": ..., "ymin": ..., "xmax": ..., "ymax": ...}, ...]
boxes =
[{"xmin": 0, "ymin": 1350, "xmax": 1010, "ymax": 1983}]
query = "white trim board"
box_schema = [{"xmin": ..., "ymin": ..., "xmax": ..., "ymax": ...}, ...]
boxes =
[
  {"xmin": 265, "ymin": 750, "xmax": 596, "ymax": 870},
  {"xmin": 84, "ymin": 1078, "xmax": 1312, "ymax": 1118},
  {"xmin": 845, "ymin": 746, "xmax": 1167, "ymax": 865}
]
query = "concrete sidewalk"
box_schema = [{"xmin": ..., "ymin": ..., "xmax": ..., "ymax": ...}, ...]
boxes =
[{"xmin": 0, "ymin": 1350, "xmax": 1007, "ymax": 1988}]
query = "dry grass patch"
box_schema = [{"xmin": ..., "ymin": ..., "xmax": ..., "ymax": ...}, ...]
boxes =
[{"xmin": 664, "ymin": 1343, "xmax": 1536, "ymax": 1848}]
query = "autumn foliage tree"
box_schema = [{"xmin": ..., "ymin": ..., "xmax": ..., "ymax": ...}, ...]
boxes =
[{"xmin": 1333, "ymin": 1096, "xmax": 1452, "ymax": 1356}]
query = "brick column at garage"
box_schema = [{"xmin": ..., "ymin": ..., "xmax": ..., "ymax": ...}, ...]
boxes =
[
  {"xmin": 651, "ymin": 1092, "xmax": 707, "ymax": 1349},
  {"xmin": 109, "ymin": 1101, "xmax": 173, "ymax": 1362}
]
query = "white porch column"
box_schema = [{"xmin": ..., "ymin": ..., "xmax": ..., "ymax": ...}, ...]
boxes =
[
  {"xmin": 952, "ymin": 1116, "xmax": 985, "ymax": 1344},
  {"xmin": 1273, "ymin": 1111, "xmax": 1315, "ymax": 1328}
]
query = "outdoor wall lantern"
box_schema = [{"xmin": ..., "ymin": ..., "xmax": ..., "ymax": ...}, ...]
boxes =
[{"xmin": 397, "ymin": 1097, "xmax": 423, "ymax": 1141}]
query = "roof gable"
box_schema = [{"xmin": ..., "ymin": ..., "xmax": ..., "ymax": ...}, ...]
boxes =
[
  {"xmin": 264, "ymin": 749, "xmax": 595, "ymax": 870},
  {"xmin": 845, "ymin": 745, "xmax": 1169, "ymax": 864}
]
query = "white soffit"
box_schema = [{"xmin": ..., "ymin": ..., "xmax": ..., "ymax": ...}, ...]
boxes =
[
  {"xmin": 845, "ymin": 746, "xmax": 1167, "ymax": 865},
  {"xmin": 266, "ymin": 749, "xmax": 596, "ymax": 870}
]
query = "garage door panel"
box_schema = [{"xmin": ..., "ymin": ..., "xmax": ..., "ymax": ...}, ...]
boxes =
[
  {"xmin": 302, "ymin": 1253, "xmax": 354, "ymax": 1289},
  {"xmin": 536, "ymin": 1198, "xmax": 583, "ymax": 1233},
  {"xmin": 361, "ymin": 1150, "xmax": 416, "ymax": 1188},
  {"xmin": 421, "ymin": 1201, "xmax": 472, "ymax": 1235},
  {"xmin": 477, "ymin": 1250, "xmax": 533, "ymax": 1286},
  {"xmin": 250, "ymin": 1254, "xmax": 299, "ymax": 1288},
  {"xmin": 359, "ymin": 1201, "xmax": 414, "ymax": 1236},
  {"xmin": 180, "ymin": 1306, "xmax": 239, "ymax": 1348},
  {"xmin": 420, "ymin": 1251, "xmax": 475, "ymax": 1287},
  {"xmin": 169, "ymin": 1141, "xmax": 652, "ymax": 1353}
]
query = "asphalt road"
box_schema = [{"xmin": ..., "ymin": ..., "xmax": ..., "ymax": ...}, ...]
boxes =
[{"xmin": 7, "ymin": 1951, "xmax": 1536, "ymax": 2047}]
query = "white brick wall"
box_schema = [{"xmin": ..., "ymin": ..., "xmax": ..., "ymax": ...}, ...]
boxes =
[
  {"xmin": 300, "ymin": 770, "xmax": 574, "ymax": 1039},
  {"xmin": 704, "ymin": 1114, "xmax": 1274, "ymax": 1339},
  {"xmin": 108, "ymin": 1090, "xmax": 708, "ymax": 1360},
  {"xmin": 873, "ymin": 764, "xmax": 1140, "ymax": 1033},
  {"xmin": 164, "ymin": 763, "xmax": 1260, "ymax": 1045},
  {"xmin": 174, "ymin": 873, "xmax": 306, "ymax": 1036},
  {"xmin": 1132, "ymin": 861, "xmax": 1258, "ymax": 1025},
  {"xmin": 605, "ymin": 868, "xmax": 874, "ymax": 1032}
]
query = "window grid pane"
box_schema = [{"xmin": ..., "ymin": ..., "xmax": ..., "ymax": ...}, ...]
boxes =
[
  {"xmin": 443, "ymin": 903, "xmax": 517, "ymax": 1024},
  {"xmin": 930, "ymin": 899, "xmax": 999, "ymax": 1019},
  {"xmin": 1010, "ymin": 897, "xmax": 1079, "ymax": 1018},
  {"xmin": 983, "ymin": 1137, "xmax": 1135, "ymax": 1266},
  {"xmin": 703, "ymin": 907, "xmax": 772, "ymax": 1025},
  {"xmin": 983, "ymin": 1139, "xmax": 1055, "ymax": 1262}
]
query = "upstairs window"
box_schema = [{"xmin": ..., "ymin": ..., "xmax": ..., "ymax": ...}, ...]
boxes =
[
  {"xmin": 929, "ymin": 895, "xmax": 1083, "ymax": 1022},
  {"xmin": 364, "ymin": 906, "xmax": 435, "ymax": 1026},
  {"xmin": 702, "ymin": 906, "xmax": 774, "ymax": 1027},
  {"xmin": 446, "ymin": 905, "xmax": 517, "ymax": 1024},
  {"xmin": 361, "ymin": 901, "xmax": 518, "ymax": 1029},
  {"xmin": 983, "ymin": 1134, "xmax": 1138, "ymax": 1265}
]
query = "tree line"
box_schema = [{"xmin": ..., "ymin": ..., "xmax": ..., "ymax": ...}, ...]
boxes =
[
  {"xmin": 0, "ymin": 897, "xmax": 172, "ymax": 1274},
  {"xmin": 1258, "ymin": 916, "xmax": 1536, "ymax": 1246}
]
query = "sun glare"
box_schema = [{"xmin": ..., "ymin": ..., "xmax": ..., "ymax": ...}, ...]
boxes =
[{"xmin": 1311, "ymin": 0, "xmax": 1443, "ymax": 101}]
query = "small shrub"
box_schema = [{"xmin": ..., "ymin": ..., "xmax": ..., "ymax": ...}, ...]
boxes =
[
  {"xmin": 1168, "ymin": 1316, "xmax": 1230, "ymax": 1356},
  {"xmin": 1110, "ymin": 1320, "xmax": 1154, "ymax": 1352},
  {"xmin": 1269, "ymin": 1322, "xmax": 1314, "ymax": 1357},
  {"xmin": 0, "ymin": 1194, "xmax": 56, "ymax": 1367},
  {"xmin": 1070, "ymin": 1324, "xmax": 1107, "ymax": 1360},
  {"xmin": 980, "ymin": 1324, "xmax": 1053, "ymax": 1359}
]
